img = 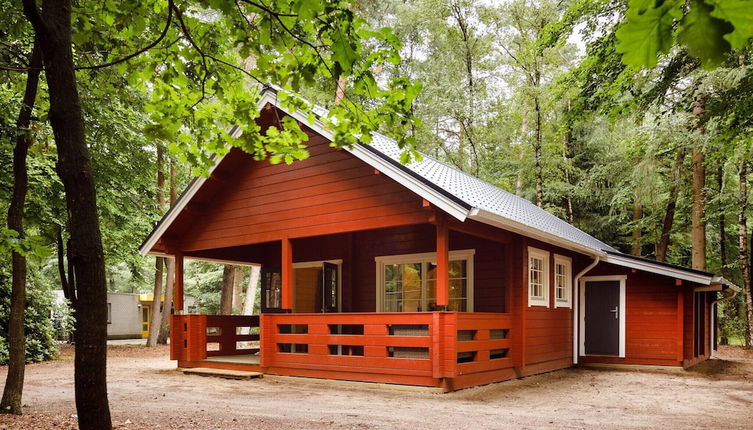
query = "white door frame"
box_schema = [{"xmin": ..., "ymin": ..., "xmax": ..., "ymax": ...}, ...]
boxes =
[
  {"xmin": 579, "ymin": 275, "xmax": 626, "ymax": 358},
  {"xmin": 292, "ymin": 260, "xmax": 343, "ymax": 312}
]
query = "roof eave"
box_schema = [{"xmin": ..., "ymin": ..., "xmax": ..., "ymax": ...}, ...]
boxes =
[
  {"xmin": 603, "ymin": 252, "xmax": 714, "ymax": 285},
  {"xmin": 468, "ymin": 208, "xmax": 608, "ymax": 258}
]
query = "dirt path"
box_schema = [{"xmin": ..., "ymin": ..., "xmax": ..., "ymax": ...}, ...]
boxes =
[{"xmin": 1, "ymin": 345, "xmax": 752, "ymax": 429}]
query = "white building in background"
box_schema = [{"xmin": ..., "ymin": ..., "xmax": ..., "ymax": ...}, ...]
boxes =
[{"xmin": 53, "ymin": 290, "xmax": 196, "ymax": 340}]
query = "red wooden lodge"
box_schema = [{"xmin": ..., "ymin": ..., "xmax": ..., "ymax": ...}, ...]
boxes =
[{"xmin": 140, "ymin": 86, "xmax": 740, "ymax": 391}]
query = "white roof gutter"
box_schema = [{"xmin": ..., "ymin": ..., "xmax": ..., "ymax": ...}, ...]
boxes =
[{"xmin": 603, "ymin": 253, "xmax": 715, "ymax": 285}]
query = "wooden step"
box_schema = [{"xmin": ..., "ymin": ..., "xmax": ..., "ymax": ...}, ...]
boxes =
[{"xmin": 182, "ymin": 367, "xmax": 263, "ymax": 380}]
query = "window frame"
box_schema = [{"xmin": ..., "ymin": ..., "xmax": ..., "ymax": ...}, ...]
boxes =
[
  {"xmin": 527, "ymin": 246, "xmax": 550, "ymax": 307},
  {"xmin": 553, "ymin": 254, "xmax": 573, "ymax": 309},
  {"xmin": 375, "ymin": 249, "xmax": 475, "ymax": 312}
]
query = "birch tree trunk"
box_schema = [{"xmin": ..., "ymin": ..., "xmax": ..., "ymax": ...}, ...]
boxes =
[
  {"xmin": 157, "ymin": 157, "xmax": 177, "ymax": 344},
  {"xmin": 146, "ymin": 144, "xmax": 165, "ymax": 347},
  {"xmin": 232, "ymin": 266, "xmax": 244, "ymax": 313},
  {"xmin": 220, "ymin": 265, "xmax": 235, "ymax": 315},
  {"xmin": 157, "ymin": 259, "xmax": 175, "ymax": 344},
  {"xmin": 243, "ymin": 265, "xmax": 261, "ymax": 316}
]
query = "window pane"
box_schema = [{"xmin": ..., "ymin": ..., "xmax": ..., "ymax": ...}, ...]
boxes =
[{"xmin": 449, "ymin": 260, "xmax": 466, "ymax": 278}]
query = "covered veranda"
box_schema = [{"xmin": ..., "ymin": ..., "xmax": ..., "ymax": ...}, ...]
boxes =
[{"xmin": 165, "ymin": 218, "xmax": 519, "ymax": 391}]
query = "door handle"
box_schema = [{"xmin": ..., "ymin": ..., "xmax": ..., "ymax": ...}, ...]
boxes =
[{"xmin": 609, "ymin": 306, "xmax": 619, "ymax": 319}]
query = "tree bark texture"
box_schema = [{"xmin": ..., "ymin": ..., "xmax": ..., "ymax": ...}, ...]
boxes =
[
  {"xmin": 220, "ymin": 265, "xmax": 235, "ymax": 315},
  {"xmin": 739, "ymin": 163, "xmax": 753, "ymax": 347},
  {"xmin": 157, "ymin": 259, "xmax": 175, "ymax": 344},
  {"xmin": 691, "ymin": 143, "xmax": 707, "ymax": 270},
  {"xmin": 146, "ymin": 257, "xmax": 163, "ymax": 347},
  {"xmin": 1, "ymin": 40, "xmax": 41, "ymax": 416},
  {"xmin": 692, "ymin": 101, "xmax": 707, "ymax": 271},
  {"xmin": 533, "ymin": 97, "xmax": 544, "ymax": 208},
  {"xmin": 717, "ymin": 166, "xmax": 729, "ymax": 278},
  {"xmin": 232, "ymin": 266, "xmax": 243, "ymax": 313},
  {"xmin": 157, "ymin": 158, "xmax": 176, "ymax": 344},
  {"xmin": 147, "ymin": 144, "xmax": 166, "ymax": 347},
  {"xmin": 657, "ymin": 147, "xmax": 686, "ymax": 262},
  {"xmin": 21, "ymin": 1, "xmax": 113, "ymax": 428},
  {"xmin": 631, "ymin": 200, "xmax": 642, "ymax": 256}
]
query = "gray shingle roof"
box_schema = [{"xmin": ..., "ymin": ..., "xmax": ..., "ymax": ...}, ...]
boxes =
[{"xmin": 365, "ymin": 132, "xmax": 616, "ymax": 253}]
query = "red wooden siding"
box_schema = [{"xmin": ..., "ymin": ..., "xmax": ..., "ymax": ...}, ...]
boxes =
[
  {"xmin": 173, "ymin": 132, "xmax": 431, "ymax": 252},
  {"xmin": 519, "ymin": 238, "xmax": 579, "ymax": 370},
  {"xmin": 581, "ymin": 263, "xmax": 707, "ymax": 367},
  {"xmin": 347, "ymin": 225, "xmax": 507, "ymax": 313}
]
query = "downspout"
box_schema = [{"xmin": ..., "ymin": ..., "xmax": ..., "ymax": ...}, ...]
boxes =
[{"xmin": 573, "ymin": 255, "xmax": 601, "ymax": 365}]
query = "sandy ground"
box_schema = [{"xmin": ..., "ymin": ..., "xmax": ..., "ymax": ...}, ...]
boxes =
[{"xmin": 1, "ymin": 345, "xmax": 752, "ymax": 429}]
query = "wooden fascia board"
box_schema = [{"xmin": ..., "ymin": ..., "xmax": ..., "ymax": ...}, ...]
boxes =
[{"xmin": 140, "ymin": 89, "xmax": 471, "ymax": 256}]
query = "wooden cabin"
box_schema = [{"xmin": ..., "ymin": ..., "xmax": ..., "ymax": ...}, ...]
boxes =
[{"xmin": 140, "ymin": 87, "xmax": 739, "ymax": 391}]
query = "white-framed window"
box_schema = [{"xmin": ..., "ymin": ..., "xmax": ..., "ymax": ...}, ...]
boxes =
[
  {"xmin": 554, "ymin": 254, "xmax": 572, "ymax": 308},
  {"xmin": 528, "ymin": 247, "xmax": 550, "ymax": 307},
  {"xmin": 375, "ymin": 250, "xmax": 474, "ymax": 312}
]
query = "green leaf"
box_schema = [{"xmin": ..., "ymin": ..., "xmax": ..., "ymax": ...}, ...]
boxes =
[
  {"xmin": 678, "ymin": 0, "xmax": 733, "ymax": 69},
  {"xmin": 708, "ymin": 0, "xmax": 753, "ymax": 49},
  {"xmin": 616, "ymin": 0, "xmax": 683, "ymax": 68}
]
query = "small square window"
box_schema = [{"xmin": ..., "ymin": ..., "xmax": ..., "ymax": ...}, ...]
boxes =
[
  {"xmin": 528, "ymin": 247, "xmax": 549, "ymax": 307},
  {"xmin": 554, "ymin": 255, "xmax": 572, "ymax": 308}
]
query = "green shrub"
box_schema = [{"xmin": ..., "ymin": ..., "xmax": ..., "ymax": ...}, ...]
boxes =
[{"xmin": 0, "ymin": 263, "xmax": 63, "ymax": 365}]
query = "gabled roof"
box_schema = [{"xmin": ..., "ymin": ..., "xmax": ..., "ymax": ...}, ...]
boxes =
[
  {"xmin": 362, "ymin": 133, "xmax": 616, "ymax": 254},
  {"xmin": 139, "ymin": 87, "xmax": 736, "ymax": 290}
]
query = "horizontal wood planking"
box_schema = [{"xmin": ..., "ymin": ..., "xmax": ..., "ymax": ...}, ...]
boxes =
[{"xmin": 177, "ymin": 136, "xmax": 432, "ymax": 251}]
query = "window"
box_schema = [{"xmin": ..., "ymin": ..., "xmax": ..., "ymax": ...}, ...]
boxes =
[
  {"xmin": 107, "ymin": 303, "xmax": 112, "ymax": 324},
  {"xmin": 528, "ymin": 247, "xmax": 550, "ymax": 307},
  {"xmin": 554, "ymin": 255, "xmax": 572, "ymax": 308},
  {"xmin": 377, "ymin": 250, "xmax": 474, "ymax": 312}
]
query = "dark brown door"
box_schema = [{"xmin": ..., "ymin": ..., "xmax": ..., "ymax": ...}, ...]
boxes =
[
  {"xmin": 584, "ymin": 280, "xmax": 620, "ymax": 356},
  {"xmin": 321, "ymin": 262, "xmax": 338, "ymax": 313}
]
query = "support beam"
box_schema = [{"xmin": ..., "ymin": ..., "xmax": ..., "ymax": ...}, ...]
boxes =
[
  {"xmin": 436, "ymin": 216, "xmax": 449, "ymax": 309},
  {"xmin": 676, "ymin": 286, "xmax": 684, "ymax": 363},
  {"xmin": 281, "ymin": 237, "xmax": 293, "ymax": 310},
  {"xmin": 174, "ymin": 253, "xmax": 184, "ymax": 313}
]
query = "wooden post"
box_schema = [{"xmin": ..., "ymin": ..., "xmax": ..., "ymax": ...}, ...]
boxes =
[
  {"xmin": 676, "ymin": 285, "xmax": 684, "ymax": 363},
  {"xmin": 174, "ymin": 253, "xmax": 184, "ymax": 313},
  {"xmin": 436, "ymin": 217, "xmax": 449, "ymax": 309},
  {"xmin": 281, "ymin": 237, "xmax": 293, "ymax": 310}
]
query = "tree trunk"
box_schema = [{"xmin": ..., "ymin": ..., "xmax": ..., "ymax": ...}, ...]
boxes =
[
  {"xmin": 243, "ymin": 266, "xmax": 260, "ymax": 315},
  {"xmin": 533, "ymin": 97, "xmax": 544, "ymax": 208},
  {"xmin": 56, "ymin": 229, "xmax": 76, "ymax": 344},
  {"xmin": 740, "ymin": 162, "xmax": 753, "ymax": 347},
  {"xmin": 692, "ymin": 101, "xmax": 707, "ymax": 271},
  {"xmin": 657, "ymin": 147, "xmax": 686, "ymax": 262},
  {"xmin": 232, "ymin": 266, "xmax": 243, "ymax": 313},
  {"xmin": 1, "ymin": 40, "xmax": 41, "ymax": 416},
  {"xmin": 718, "ymin": 166, "xmax": 729, "ymax": 278},
  {"xmin": 631, "ymin": 200, "xmax": 642, "ymax": 256},
  {"xmin": 147, "ymin": 144, "xmax": 166, "ymax": 347},
  {"xmin": 146, "ymin": 258, "xmax": 163, "ymax": 347},
  {"xmin": 157, "ymin": 259, "xmax": 175, "ymax": 344},
  {"xmin": 157, "ymin": 156, "xmax": 177, "ymax": 344},
  {"xmin": 220, "ymin": 265, "xmax": 235, "ymax": 315},
  {"xmin": 22, "ymin": 1, "xmax": 113, "ymax": 427}
]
